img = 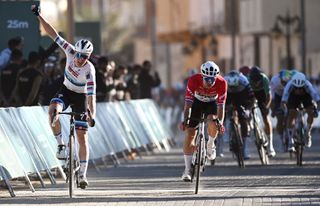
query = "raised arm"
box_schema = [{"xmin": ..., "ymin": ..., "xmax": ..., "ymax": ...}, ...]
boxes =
[{"xmin": 31, "ymin": 5, "xmax": 58, "ymax": 40}]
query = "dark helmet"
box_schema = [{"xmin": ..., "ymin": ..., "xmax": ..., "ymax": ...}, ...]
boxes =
[
  {"xmin": 239, "ymin": 66, "xmax": 251, "ymax": 76},
  {"xmin": 249, "ymin": 66, "xmax": 262, "ymax": 81}
]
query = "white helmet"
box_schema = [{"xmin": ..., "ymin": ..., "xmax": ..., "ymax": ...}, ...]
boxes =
[
  {"xmin": 74, "ymin": 39, "xmax": 93, "ymax": 55},
  {"xmin": 227, "ymin": 70, "xmax": 240, "ymax": 87},
  {"xmin": 291, "ymin": 72, "xmax": 306, "ymax": 88},
  {"xmin": 200, "ymin": 61, "xmax": 220, "ymax": 77}
]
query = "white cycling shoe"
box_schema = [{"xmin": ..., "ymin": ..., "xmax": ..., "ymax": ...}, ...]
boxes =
[
  {"xmin": 207, "ymin": 139, "xmax": 216, "ymax": 161},
  {"xmin": 181, "ymin": 170, "xmax": 192, "ymax": 182},
  {"xmin": 79, "ymin": 176, "xmax": 89, "ymax": 189},
  {"xmin": 267, "ymin": 144, "xmax": 276, "ymax": 157},
  {"xmin": 56, "ymin": 145, "xmax": 67, "ymax": 160}
]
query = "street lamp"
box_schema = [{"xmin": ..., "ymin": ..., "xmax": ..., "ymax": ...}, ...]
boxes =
[{"xmin": 272, "ymin": 10, "xmax": 300, "ymax": 70}]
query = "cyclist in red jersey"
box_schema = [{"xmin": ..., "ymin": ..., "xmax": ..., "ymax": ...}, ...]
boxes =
[{"xmin": 180, "ymin": 61, "xmax": 227, "ymax": 182}]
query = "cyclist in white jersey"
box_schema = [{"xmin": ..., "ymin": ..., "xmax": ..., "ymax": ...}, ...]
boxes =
[
  {"xmin": 31, "ymin": 5, "xmax": 96, "ymax": 189},
  {"xmin": 281, "ymin": 72, "xmax": 320, "ymax": 151},
  {"xmin": 270, "ymin": 70, "xmax": 293, "ymax": 150}
]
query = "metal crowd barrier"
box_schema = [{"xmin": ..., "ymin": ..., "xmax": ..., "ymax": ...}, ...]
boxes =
[{"xmin": 0, "ymin": 99, "xmax": 173, "ymax": 197}]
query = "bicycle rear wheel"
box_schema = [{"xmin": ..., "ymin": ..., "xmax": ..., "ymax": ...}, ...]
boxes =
[{"xmin": 195, "ymin": 134, "xmax": 203, "ymax": 194}]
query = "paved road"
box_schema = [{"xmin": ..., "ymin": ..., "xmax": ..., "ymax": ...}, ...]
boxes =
[{"xmin": 1, "ymin": 131, "xmax": 320, "ymax": 205}]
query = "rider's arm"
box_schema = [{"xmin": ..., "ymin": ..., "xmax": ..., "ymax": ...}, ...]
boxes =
[
  {"xmin": 87, "ymin": 95, "xmax": 96, "ymax": 118},
  {"xmin": 87, "ymin": 65, "xmax": 96, "ymax": 118},
  {"xmin": 217, "ymin": 77, "xmax": 228, "ymax": 123},
  {"xmin": 32, "ymin": 5, "xmax": 58, "ymax": 40},
  {"xmin": 262, "ymin": 75, "xmax": 272, "ymax": 107}
]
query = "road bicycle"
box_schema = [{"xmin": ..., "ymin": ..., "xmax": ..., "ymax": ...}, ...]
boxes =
[
  {"xmin": 251, "ymin": 101, "xmax": 269, "ymax": 165},
  {"xmin": 52, "ymin": 109, "xmax": 95, "ymax": 198},
  {"xmin": 293, "ymin": 104, "xmax": 307, "ymax": 166},
  {"xmin": 228, "ymin": 107, "xmax": 245, "ymax": 168}
]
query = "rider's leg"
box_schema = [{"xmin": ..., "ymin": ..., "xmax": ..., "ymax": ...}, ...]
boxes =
[
  {"xmin": 239, "ymin": 116, "xmax": 251, "ymax": 159},
  {"xmin": 305, "ymin": 108, "xmax": 315, "ymax": 147},
  {"xmin": 182, "ymin": 128, "xmax": 196, "ymax": 181},
  {"xmin": 207, "ymin": 116, "xmax": 219, "ymax": 160},
  {"xmin": 287, "ymin": 109, "xmax": 298, "ymax": 151},
  {"xmin": 262, "ymin": 112, "xmax": 276, "ymax": 157},
  {"xmin": 49, "ymin": 102, "xmax": 66, "ymax": 159},
  {"xmin": 76, "ymin": 129, "xmax": 89, "ymax": 177}
]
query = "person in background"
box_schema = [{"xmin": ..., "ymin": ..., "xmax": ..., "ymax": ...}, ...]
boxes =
[
  {"xmin": 0, "ymin": 49, "xmax": 24, "ymax": 107},
  {"xmin": 113, "ymin": 64, "xmax": 130, "ymax": 101},
  {"xmin": 138, "ymin": 60, "xmax": 161, "ymax": 99},
  {"xmin": 0, "ymin": 36, "xmax": 24, "ymax": 70},
  {"xmin": 11, "ymin": 51, "xmax": 43, "ymax": 106},
  {"xmin": 96, "ymin": 56, "xmax": 108, "ymax": 102},
  {"xmin": 105, "ymin": 61, "xmax": 116, "ymax": 102},
  {"xmin": 127, "ymin": 64, "xmax": 141, "ymax": 100}
]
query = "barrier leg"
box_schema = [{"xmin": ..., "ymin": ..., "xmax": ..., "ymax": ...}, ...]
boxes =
[{"xmin": 0, "ymin": 166, "xmax": 16, "ymax": 197}]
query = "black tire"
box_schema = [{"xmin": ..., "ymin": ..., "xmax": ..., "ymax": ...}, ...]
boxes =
[
  {"xmin": 296, "ymin": 127, "xmax": 304, "ymax": 166},
  {"xmin": 230, "ymin": 122, "xmax": 245, "ymax": 168},
  {"xmin": 195, "ymin": 134, "xmax": 203, "ymax": 194},
  {"xmin": 254, "ymin": 127, "xmax": 269, "ymax": 165},
  {"xmin": 69, "ymin": 134, "xmax": 74, "ymax": 198}
]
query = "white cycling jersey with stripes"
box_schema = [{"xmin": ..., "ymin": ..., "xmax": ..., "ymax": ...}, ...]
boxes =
[
  {"xmin": 281, "ymin": 79, "xmax": 320, "ymax": 103},
  {"xmin": 54, "ymin": 35, "xmax": 96, "ymax": 96}
]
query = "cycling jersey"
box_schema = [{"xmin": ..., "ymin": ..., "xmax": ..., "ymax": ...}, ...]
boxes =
[
  {"xmin": 224, "ymin": 72, "xmax": 250, "ymax": 93},
  {"xmin": 249, "ymin": 73, "xmax": 270, "ymax": 94},
  {"xmin": 270, "ymin": 73, "xmax": 285, "ymax": 98},
  {"xmin": 185, "ymin": 74, "xmax": 227, "ymax": 105},
  {"xmin": 54, "ymin": 35, "xmax": 96, "ymax": 95},
  {"xmin": 282, "ymin": 79, "xmax": 320, "ymax": 103}
]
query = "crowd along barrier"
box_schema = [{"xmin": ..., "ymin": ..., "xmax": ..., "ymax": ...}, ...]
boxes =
[{"xmin": 0, "ymin": 99, "xmax": 173, "ymax": 197}]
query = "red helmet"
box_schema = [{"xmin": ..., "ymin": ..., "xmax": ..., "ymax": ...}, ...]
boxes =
[{"xmin": 239, "ymin": 66, "xmax": 251, "ymax": 76}]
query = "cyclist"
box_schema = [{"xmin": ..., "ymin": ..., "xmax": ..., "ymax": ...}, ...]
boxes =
[
  {"xmin": 281, "ymin": 72, "xmax": 320, "ymax": 151},
  {"xmin": 239, "ymin": 66, "xmax": 251, "ymax": 78},
  {"xmin": 270, "ymin": 69, "xmax": 293, "ymax": 150},
  {"xmin": 31, "ymin": 5, "xmax": 96, "ymax": 189},
  {"xmin": 180, "ymin": 61, "xmax": 226, "ymax": 182},
  {"xmin": 225, "ymin": 70, "xmax": 255, "ymax": 159},
  {"xmin": 248, "ymin": 66, "xmax": 275, "ymax": 157}
]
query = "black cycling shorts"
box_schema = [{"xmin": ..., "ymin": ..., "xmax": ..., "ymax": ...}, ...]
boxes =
[
  {"xmin": 50, "ymin": 85, "xmax": 88, "ymax": 130},
  {"xmin": 287, "ymin": 93, "xmax": 313, "ymax": 110},
  {"xmin": 187, "ymin": 99, "xmax": 217, "ymax": 128},
  {"xmin": 254, "ymin": 90, "xmax": 269, "ymax": 115}
]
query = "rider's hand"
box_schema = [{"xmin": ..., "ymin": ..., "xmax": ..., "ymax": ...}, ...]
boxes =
[
  {"xmin": 179, "ymin": 122, "xmax": 186, "ymax": 131},
  {"xmin": 31, "ymin": 5, "xmax": 40, "ymax": 16},
  {"xmin": 86, "ymin": 109, "xmax": 95, "ymax": 127},
  {"xmin": 218, "ymin": 124, "xmax": 225, "ymax": 135}
]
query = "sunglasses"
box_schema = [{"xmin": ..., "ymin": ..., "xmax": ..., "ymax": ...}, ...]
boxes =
[
  {"xmin": 203, "ymin": 76, "xmax": 215, "ymax": 85},
  {"xmin": 76, "ymin": 53, "xmax": 90, "ymax": 59}
]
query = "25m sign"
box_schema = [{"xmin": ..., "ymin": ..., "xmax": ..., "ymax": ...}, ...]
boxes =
[{"xmin": 7, "ymin": 19, "xmax": 29, "ymax": 29}]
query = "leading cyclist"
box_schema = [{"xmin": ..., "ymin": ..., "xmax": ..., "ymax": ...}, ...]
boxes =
[
  {"xmin": 31, "ymin": 5, "xmax": 96, "ymax": 189},
  {"xmin": 180, "ymin": 61, "xmax": 227, "ymax": 182},
  {"xmin": 281, "ymin": 72, "xmax": 320, "ymax": 151}
]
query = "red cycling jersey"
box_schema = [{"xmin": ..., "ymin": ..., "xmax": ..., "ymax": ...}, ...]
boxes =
[{"xmin": 185, "ymin": 74, "xmax": 227, "ymax": 105}]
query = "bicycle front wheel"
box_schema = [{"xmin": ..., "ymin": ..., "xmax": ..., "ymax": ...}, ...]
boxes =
[
  {"xmin": 254, "ymin": 127, "xmax": 269, "ymax": 165},
  {"xmin": 69, "ymin": 135, "xmax": 74, "ymax": 198},
  {"xmin": 230, "ymin": 122, "xmax": 245, "ymax": 168},
  {"xmin": 195, "ymin": 134, "xmax": 203, "ymax": 194}
]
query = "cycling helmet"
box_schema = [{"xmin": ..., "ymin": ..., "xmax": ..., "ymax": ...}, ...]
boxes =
[
  {"xmin": 249, "ymin": 66, "xmax": 262, "ymax": 81},
  {"xmin": 74, "ymin": 39, "xmax": 93, "ymax": 55},
  {"xmin": 200, "ymin": 61, "xmax": 220, "ymax": 77},
  {"xmin": 279, "ymin": 69, "xmax": 291, "ymax": 83},
  {"xmin": 227, "ymin": 70, "xmax": 240, "ymax": 87},
  {"xmin": 291, "ymin": 72, "xmax": 306, "ymax": 88},
  {"xmin": 239, "ymin": 66, "xmax": 251, "ymax": 76}
]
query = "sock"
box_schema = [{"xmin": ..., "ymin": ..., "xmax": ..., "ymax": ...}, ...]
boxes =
[
  {"xmin": 80, "ymin": 160, "xmax": 88, "ymax": 177},
  {"xmin": 183, "ymin": 155, "xmax": 192, "ymax": 172},
  {"xmin": 55, "ymin": 133, "xmax": 64, "ymax": 145}
]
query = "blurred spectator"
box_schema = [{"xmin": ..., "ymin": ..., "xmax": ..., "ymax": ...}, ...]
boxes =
[
  {"xmin": 0, "ymin": 36, "xmax": 24, "ymax": 70},
  {"xmin": 127, "ymin": 64, "xmax": 141, "ymax": 99},
  {"xmin": 113, "ymin": 64, "xmax": 130, "ymax": 101},
  {"xmin": 105, "ymin": 61, "xmax": 116, "ymax": 101},
  {"xmin": 11, "ymin": 51, "xmax": 43, "ymax": 106},
  {"xmin": 138, "ymin": 60, "xmax": 161, "ymax": 99},
  {"xmin": 0, "ymin": 49, "xmax": 23, "ymax": 106},
  {"xmin": 39, "ymin": 56, "xmax": 64, "ymax": 105},
  {"xmin": 96, "ymin": 56, "xmax": 109, "ymax": 102}
]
